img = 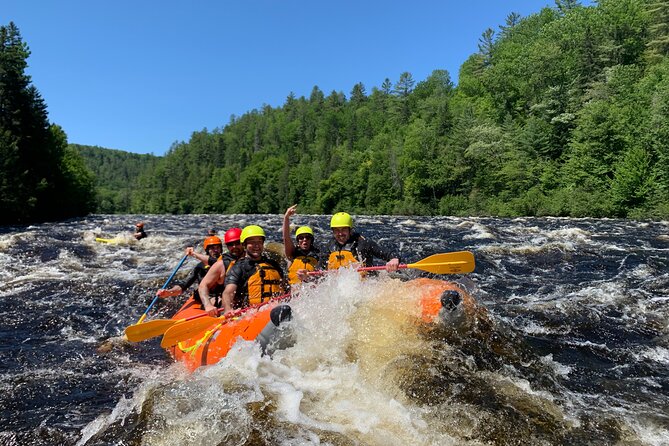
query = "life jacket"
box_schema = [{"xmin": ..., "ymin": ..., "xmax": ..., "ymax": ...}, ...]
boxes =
[
  {"xmin": 287, "ymin": 248, "xmax": 319, "ymax": 284},
  {"xmin": 242, "ymin": 259, "xmax": 284, "ymax": 307},
  {"xmin": 327, "ymin": 235, "xmax": 361, "ymax": 270},
  {"xmin": 221, "ymin": 252, "xmax": 239, "ymax": 276}
]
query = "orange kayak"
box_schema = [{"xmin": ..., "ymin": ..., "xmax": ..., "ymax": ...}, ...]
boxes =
[{"xmin": 164, "ymin": 278, "xmax": 475, "ymax": 371}]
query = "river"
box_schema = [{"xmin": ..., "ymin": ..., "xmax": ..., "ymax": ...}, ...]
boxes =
[{"xmin": 0, "ymin": 214, "xmax": 668, "ymax": 445}]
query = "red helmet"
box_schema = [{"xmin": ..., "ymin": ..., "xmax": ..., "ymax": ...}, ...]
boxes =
[
  {"xmin": 224, "ymin": 227, "xmax": 242, "ymax": 244},
  {"xmin": 203, "ymin": 236, "xmax": 222, "ymax": 250}
]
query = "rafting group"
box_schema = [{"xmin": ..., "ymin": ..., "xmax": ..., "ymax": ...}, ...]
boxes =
[{"xmin": 125, "ymin": 206, "xmax": 477, "ymax": 371}]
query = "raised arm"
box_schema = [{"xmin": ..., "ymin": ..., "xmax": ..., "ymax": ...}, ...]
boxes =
[{"xmin": 283, "ymin": 204, "xmax": 298, "ymax": 260}]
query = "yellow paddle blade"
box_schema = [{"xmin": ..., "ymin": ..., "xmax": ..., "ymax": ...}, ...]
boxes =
[
  {"xmin": 124, "ymin": 319, "xmax": 179, "ymax": 342},
  {"xmin": 95, "ymin": 237, "xmax": 120, "ymax": 244},
  {"xmin": 160, "ymin": 316, "xmax": 224, "ymax": 348},
  {"xmin": 407, "ymin": 251, "xmax": 475, "ymax": 274}
]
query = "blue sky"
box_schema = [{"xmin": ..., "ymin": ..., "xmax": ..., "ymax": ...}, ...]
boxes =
[{"xmin": 3, "ymin": 1, "xmax": 590, "ymax": 155}]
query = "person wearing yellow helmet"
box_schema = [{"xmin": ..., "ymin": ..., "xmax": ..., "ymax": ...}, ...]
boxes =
[
  {"xmin": 298, "ymin": 211, "xmax": 399, "ymax": 280},
  {"xmin": 157, "ymin": 235, "xmax": 223, "ymax": 303},
  {"xmin": 283, "ymin": 204, "xmax": 321, "ymax": 284},
  {"xmin": 206, "ymin": 225, "xmax": 287, "ymax": 317}
]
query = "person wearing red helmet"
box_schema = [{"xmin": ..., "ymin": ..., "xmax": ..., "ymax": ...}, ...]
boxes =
[
  {"xmin": 157, "ymin": 235, "xmax": 222, "ymax": 302},
  {"xmin": 197, "ymin": 227, "xmax": 246, "ymax": 312}
]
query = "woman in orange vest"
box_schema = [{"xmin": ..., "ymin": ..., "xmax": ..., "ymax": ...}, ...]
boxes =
[{"xmin": 283, "ymin": 204, "xmax": 321, "ymax": 284}]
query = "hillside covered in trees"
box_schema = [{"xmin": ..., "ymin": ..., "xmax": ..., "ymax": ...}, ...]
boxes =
[
  {"xmin": 73, "ymin": 145, "xmax": 159, "ymax": 213},
  {"xmin": 118, "ymin": 0, "xmax": 669, "ymax": 219},
  {"xmin": 3, "ymin": 0, "xmax": 669, "ymax": 223}
]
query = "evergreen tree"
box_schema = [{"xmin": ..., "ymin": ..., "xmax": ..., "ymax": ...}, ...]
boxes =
[
  {"xmin": 645, "ymin": 0, "xmax": 669, "ymax": 63},
  {"xmin": 0, "ymin": 22, "xmax": 94, "ymax": 223}
]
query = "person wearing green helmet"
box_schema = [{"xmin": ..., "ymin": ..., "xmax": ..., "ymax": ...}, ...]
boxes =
[
  {"xmin": 210, "ymin": 225, "xmax": 287, "ymax": 317},
  {"xmin": 283, "ymin": 204, "xmax": 321, "ymax": 285},
  {"xmin": 298, "ymin": 212, "xmax": 399, "ymax": 280}
]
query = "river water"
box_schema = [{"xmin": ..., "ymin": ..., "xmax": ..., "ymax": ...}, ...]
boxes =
[{"xmin": 0, "ymin": 214, "xmax": 668, "ymax": 445}]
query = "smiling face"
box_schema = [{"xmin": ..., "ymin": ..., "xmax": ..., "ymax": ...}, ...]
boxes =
[
  {"xmin": 332, "ymin": 227, "xmax": 351, "ymax": 245},
  {"xmin": 243, "ymin": 236, "xmax": 264, "ymax": 260},
  {"xmin": 296, "ymin": 234, "xmax": 313, "ymax": 251}
]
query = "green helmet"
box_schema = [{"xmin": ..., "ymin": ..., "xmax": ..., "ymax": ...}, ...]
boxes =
[
  {"xmin": 295, "ymin": 226, "xmax": 314, "ymax": 238},
  {"xmin": 240, "ymin": 225, "xmax": 266, "ymax": 243},
  {"xmin": 330, "ymin": 212, "xmax": 353, "ymax": 228}
]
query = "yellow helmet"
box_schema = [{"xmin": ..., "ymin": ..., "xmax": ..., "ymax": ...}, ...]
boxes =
[
  {"xmin": 330, "ymin": 212, "xmax": 353, "ymax": 228},
  {"xmin": 240, "ymin": 225, "xmax": 266, "ymax": 243},
  {"xmin": 295, "ymin": 226, "xmax": 314, "ymax": 238}
]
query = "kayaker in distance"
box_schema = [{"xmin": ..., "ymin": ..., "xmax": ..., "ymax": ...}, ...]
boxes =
[
  {"xmin": 283, "ymin": 204, "xmax": 321, "ymax": 285},
  {"xmin": 157, "ymin": 235, "xmax": 222, "ymax": 303},
  {"xmin": 297, "ymin": 212, "xmax": 399, "ymax": 281},
  {"xmin": 197, "ymin": 227, "xmax": 246, "ymax": 314},
  {"xmin": 134, "ymin": 222, "xmax": 147, "ymax": 240},
  {"xmin": 210, "ymin": 225, "xmax": 287, "ymax": 317}
]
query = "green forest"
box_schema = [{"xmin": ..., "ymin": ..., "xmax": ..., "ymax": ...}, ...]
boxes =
[
  {"xmin": 0, "ymin": 23, "xmax": 94, "ymax": 224},
  {"xmin": 3, "ymin": 0, "xmax": 669, "ymax": 224}
]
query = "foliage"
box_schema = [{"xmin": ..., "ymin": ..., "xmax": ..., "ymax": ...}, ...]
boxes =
[
  {"xmin": 0, "ymin": 23, "xmax": 94, "ymax": 224},
  {"xmin": 5, "ymin": 1, "xmax": 669, "ymax": 221},
  {"xmin": 72, "ymin": 144, "xmax": 160, "ymax": 213}
]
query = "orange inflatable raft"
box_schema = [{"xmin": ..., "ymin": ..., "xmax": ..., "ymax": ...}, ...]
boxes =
[
  {"xmin": 163, "ymin": 295, "xmax": 292, "ymax": 371},
  {"xmin": 163, "ymin": 278, "xmax": 474, "ymax": 371}
]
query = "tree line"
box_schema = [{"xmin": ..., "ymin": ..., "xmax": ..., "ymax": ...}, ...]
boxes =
[
  {"xmin": 0, "ymin": 23, "xmax": 94, "ymax": 224},
  {"xmin": 84, "ymin": 0, "xmax": 668, "ymax": 219},
  {"xmin": 3, "ymin": 0, "xmax": 669, "ymax": 224}
]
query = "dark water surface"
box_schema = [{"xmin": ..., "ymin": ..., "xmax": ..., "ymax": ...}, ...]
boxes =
[{"xmin": 0, "ymin": 215, "xmax": 668, "ymax": 445}]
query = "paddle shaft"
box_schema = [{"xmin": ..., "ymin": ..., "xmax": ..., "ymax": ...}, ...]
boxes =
[
  {"xmin": 136, "ymin": 253, "xmax": 189, "ymax": 324},
  {"xmin": 307, "ymin": 251, "xmax": 475, "ymax": 276}
]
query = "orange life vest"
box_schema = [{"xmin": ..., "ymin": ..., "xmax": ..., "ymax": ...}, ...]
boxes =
[
  {"xmin": 327, "ymin": 249, "xmax": 358, "ymax": 270},
  {"xmin": 246, "ymin": 261, "xmax": 284, "ymax": 306},
  {"xmin": 288, "ymin": 254, "xmax": 319, "ymax": 284}
]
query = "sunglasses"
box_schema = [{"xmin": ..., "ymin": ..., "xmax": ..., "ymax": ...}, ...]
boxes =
[{"xmin": 226, "ymin": 241, "xmax": 241, "ymax": 247}]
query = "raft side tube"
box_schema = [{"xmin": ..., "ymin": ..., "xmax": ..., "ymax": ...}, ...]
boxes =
[{"xmin": 257, "ymin": 304, "xmax": 295, "ymax": 356}]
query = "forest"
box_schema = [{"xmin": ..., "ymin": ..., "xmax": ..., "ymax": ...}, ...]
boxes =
[
  {"xmin": 3, "ymin": 0, "xmax": 669, "ymax": 224},
  {"xmin": 0, "ymin": 23, "xmax": 94, "ymax": 224}
]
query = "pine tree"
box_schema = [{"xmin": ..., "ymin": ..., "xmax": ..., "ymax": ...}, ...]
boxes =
[{"xmin": 0, "ymin": 22, "xmax": 94, "ymax": 223}]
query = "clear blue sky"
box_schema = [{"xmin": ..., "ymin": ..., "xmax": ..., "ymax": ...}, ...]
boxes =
[{"xmin": 3, "ymin": 1, "xmax": 590, "ymax": 156}]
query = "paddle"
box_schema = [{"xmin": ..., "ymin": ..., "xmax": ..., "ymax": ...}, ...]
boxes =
[
  {"xmin": 131, "ymin": 253, "xmax": 190, "ymax": 327},
  {"xmin": 160, "ymin": 293, "xmax": 292, "ymax": 348},
  {"xmin": 125, "ymin": 311, "xmax": 208, "ymax": 342},
  {"xmin": 308, "ymin": 251, "xmax": 475, "ymax": 276}
]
